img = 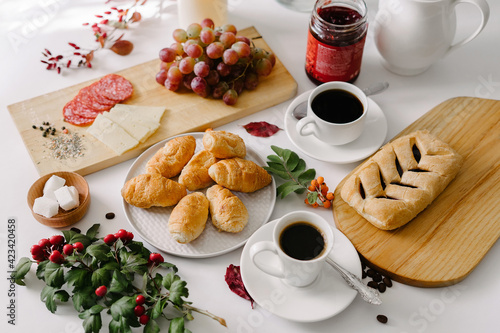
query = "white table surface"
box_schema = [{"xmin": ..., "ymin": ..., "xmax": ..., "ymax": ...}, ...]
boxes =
[{"xmin": 1, "ymin": 0, "xmax": 499, "ymax": 332}]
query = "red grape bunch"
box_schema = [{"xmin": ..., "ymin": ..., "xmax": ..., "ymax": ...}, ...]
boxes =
[{"xmin": 156, "ymin": 18, "xmax": 276, "ymax": 105}]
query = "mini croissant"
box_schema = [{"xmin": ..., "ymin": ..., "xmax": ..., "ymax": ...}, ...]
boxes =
[
  {"xmin": 168, "ymin": 192, "xmax": 209, "ymax": 244},
  {"xmin": 146, "ymin": 135, "xmax": 196, "ymax": 178},
  {"xmin": 178, "ymin": 150, "xmax": 219, "ymax": 191},
  {"xmin": 208, "ymin": 158, "xmax": 272, "ymax": 193},
  {"xmin": 202, "ymin": 130, "xmax": 246, "ymax": 158},
  {"xmin": 121, "ymin": 173, "xmax": 187, "ymax": 208},
  {"xmin": 206, "ymin": 185, "xmax": 249, "ymax": 233}
]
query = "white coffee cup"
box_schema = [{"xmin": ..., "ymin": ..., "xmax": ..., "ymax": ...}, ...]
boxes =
[
  {"xmin": 249, "ymin": 211, "xmax": 334, "ymax": 287},
  {"xmin": 296, "ymin": 81, "xmax": 368, "ymax": 145}
]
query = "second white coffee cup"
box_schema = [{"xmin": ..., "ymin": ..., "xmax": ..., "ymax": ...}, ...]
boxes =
[{"xmin": 296, "ymin": 81, "xmax": 368, "ymax": 145}]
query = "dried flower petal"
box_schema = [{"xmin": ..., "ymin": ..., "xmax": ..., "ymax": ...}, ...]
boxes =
[
  {"xmin": 224, "ymin": 264, "xmax": 254, "ymax": 308},
  {"xmin": 45, "ymin": 49, "xmax": 52, "ymax": 55},
  {"xmin": 130, "ymin": 12, "xmax": 142, "ymax": 22},
  {"xmin": 243, "ymin": 121, "xmax": 281, "ymax": 137}
]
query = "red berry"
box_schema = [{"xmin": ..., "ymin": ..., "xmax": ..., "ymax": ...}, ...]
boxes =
[
  {"xmin": 63, "ymin": 244, "xmax": 74, "ymax": 255},
  {"xmin": 139, "ymin": 314, "xmax": 150, "ymax": 325},
  {"xmin": 31, "ymin": 244, "xmax": 43, "ymax": 256},
  {"xmin": 32, "ymin": 253, "xmax": 45, "ymax": 261},
  {"xmin": 38, "ymin": 238, "xmax": 51, "ymax": 249},
  {"xmin": 134, "ymin": 305, "xmax": 145, "ymax": 317},
  {"xmin": 115, "ymin": 229, "xmax": 128, "ymax": 240},
  {"xmin": 126, "ymin": 231, "xmax": 134, "ymax": 242},
  {"xmin": 49, "ymin": 250, "xmax": 63, "ymax": 264},
  {"xmin": 136, "ymin": 295, "xmax": 146, "ymax": 305},
  {"xmin": 149, "ymin": 253, "xmax": 164, "ymax": 264},
  {"xmin": 103, "ymin": 234, "xmax": 117, "ymax": 245},
  {"xmin": 73, "ymin": 242, "xmax": 84, "ymax": 252},
  {"xmin": 95, "ymin": 285, "xmax": 107, "ymax": 297},
  {"xmin": 49, "ymin": 235, "xmax": 64, "ymax": 246}
]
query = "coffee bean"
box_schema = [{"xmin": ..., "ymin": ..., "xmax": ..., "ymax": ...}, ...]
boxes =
[
  {"xmin": 383, "ymin": 276, "xmax": 393, "ymax": 288},
  {"xmin": 362, "ymin": 270, "xmax": 367, "ymax": 279},
  {"xmin": 373, "ymin": 273, "xmax": 382, "ymax": 282},
  {"xmin": 367, "ymin": 269, "xmax": 375, "ymax": 278},
  {"xmin": 378, "ymin": 283, "xmax": 386, "ymax": 293},
  {"xmin": 105, "ymin": 212, "xmax": 115, "ymax": 220},
  {"xmin": 377, "ymin": 315, "xmax": 388, "ymax": 324},
  {"xmin": 367, "ymin": 281, "xmax": 378, "ymax": 289}
]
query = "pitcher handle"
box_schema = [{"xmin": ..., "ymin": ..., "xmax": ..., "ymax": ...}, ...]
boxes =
[{"xmin": 448, "ymin": 0, "xmax": 490, "ymax": 54}]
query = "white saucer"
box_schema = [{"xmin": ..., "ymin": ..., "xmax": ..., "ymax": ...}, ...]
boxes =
[
  {"xmin": 284, "ymin": 90, "xmax": 388, "ymax": 164},
  {"xmin": 240, "ymin": 219, "xmax": 361, "ymax": 323}
]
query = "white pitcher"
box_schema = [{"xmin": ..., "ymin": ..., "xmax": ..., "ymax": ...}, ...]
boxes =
[{"xmin": 373, "ymin": 0, "xmax": 490, "ymax": 76}]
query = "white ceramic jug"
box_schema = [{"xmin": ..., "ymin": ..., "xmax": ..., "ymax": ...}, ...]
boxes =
[{"xmin": 373, "ymin": 0, "xmax": 489, "ymax": 75}]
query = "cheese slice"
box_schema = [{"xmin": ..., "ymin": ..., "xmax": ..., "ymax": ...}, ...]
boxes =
[
  {"xmin": 112, "ymin": 104, "xmax": 166, "ymax": 123},
  {"xmin": 102, "ymin": 110, "xmax": 155, "ymax": 143},
  {"xmin": 87, "ymin": 114, "xmax": 139, "ymax": 155}
]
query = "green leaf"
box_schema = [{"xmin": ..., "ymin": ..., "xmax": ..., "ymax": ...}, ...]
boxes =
[
  {"xmin": 86, "ymin": 224, "xmax": 100, "ymax": 240},
  {"xmin": 109, "ymin": 316, "xmax": 132, "ymax": 333},
  {"xmin": 144, "ymin": 319, "xmax": 160, "ymax": 333},
  {"xmin": 284, "ymin": 150, "xmax": 300, "ymax": 171},
  {"xmin": 11, "ymin": 257, "xmax": 32, "ymax": 285},
  {"xmin": 277, "ymin": 182, "xmax": 306, "ymax": 199},
  {"xmin": 62, "ymin": 229, "xmax": 92, "ymax": 247},
  {"xmin": 41, "ymin": 285, "xmax": 57, "ymax": 313},
  {"xmin": 298, "ymin": 168, "xmax": 316, "ymax": 185},
  {"xmin": 119, "ymin": 249, "xmax": 148, "ymax": 275},
  {"xmin": 109, "ymin": 270, "xmax": 129, "ymax": 294},
  {"xmin": 151, "ymin": 298, "xmax": 166, "ymax": 319},
  {"xmin": 307, "ymin": 191, "xmax": 318, "ymax": 204},
  {"xmin": 79, "ymin": 309, "xmax": 102, "ymax": 333},
  {"xmin": 162, "ymin": 272, "xmax": 180, "ymax": 290},
  {"xmin": 168, "ymin": 279, "xmax": 188, "ymax": 306},
  {"xmin": 86, "ymin": 243, "xmax": 111, "ymax": 262},
  {"xmin": 168, "ymin": 317, "xmax": 185, "ymax": 333},
  {"xmin": 270, "ymin": 145, "xmax": 285, "ymax": 156},
  {"xmin": 291, "ymin": 158, "xmax": 307, "ymax": 175},
  {"xmin": 36, "ymin": 260, "xmax": 49, "ymax": 281},
  {"xmin": 65, "ymin": 268, "xmax": 90, "ymax": 289},
  {"xmin": 262, "ymin": 166, "xmax": 289, "ymax": 180},
  {"xmin": 54, "ymin": 290, "xmax": 70, "ymax": 302},
  {"xmin": 72, "ymin": 286, "xmax": 97, "ymax": 312},
  {"xmin": 110, "ymin": 296, "xmax": 135, "ymax": 321},
  {"xmin": 91, "ymin": 268, "xmax": 111, "ymax": 288},
  {"xmin": 159, "ymin": 261, "xmax": 178, "ymax": 272},
  {"xmin": 266, "ymin": 154, "xmax": 282, "ymax": 164},
  {"xmin": 266, "ymin": 161, "xmax": 286, "ymax": 172},
  {"xmin": 44, "ymin": 262, "xmax": 65, "ymax": 288}
]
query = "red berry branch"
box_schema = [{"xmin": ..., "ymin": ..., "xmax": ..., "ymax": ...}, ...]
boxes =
[{"xmin": 41, "ymin": 0, "xmax": 146, "ymax": 74}]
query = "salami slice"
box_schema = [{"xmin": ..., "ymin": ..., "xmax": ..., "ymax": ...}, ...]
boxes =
[
  {"xmin": 63, "ymin": 100, "xmax": 95, "ymax": 126},
  {"xmin": 97, "ymin": 74, "xmax": 133, "ymax": 102},
  {"xmin": 75, "ymin": 86, "xmax": 113, "ymax": 111},
  {"xmin": 88, "ymin": 82, "xmax": 117, "ymax": 106}
]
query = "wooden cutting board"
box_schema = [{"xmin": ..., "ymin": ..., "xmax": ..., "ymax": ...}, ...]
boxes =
[
  {"xmin": 8, "ymin": 26, "xmax": 297, "ymax": 176},
  {"xmin": 333, "ymin": 97, "xmax": 500, "ymax": 287}
]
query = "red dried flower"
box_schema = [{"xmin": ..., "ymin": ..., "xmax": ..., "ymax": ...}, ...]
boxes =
[
  {"xmin": 243, "ymin": 121, "xmax": 281, "ymax": 137},
  {"xmin": 224, "ymin": 264, "xmax": 254, "ymax": 308}
]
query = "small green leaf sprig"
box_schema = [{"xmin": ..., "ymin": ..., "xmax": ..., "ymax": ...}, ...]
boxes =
[
  {"xmin": 11, "ymin": 224, "xmax": 226, "ymax": 333},
  {"xmin": 263, "ymin": 145, "xmax": 334, "ymax": 208}
]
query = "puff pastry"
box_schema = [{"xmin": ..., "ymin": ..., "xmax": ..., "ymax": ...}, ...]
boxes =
[
  {"xmin": 121, "ymin": 173, "xmax": 187, "ymax": 208},
  {"xmin": 208, "ymin": 157, "xmax": 272, "ymax": 192},
  {"xmin": 206, "ymin": 185, "xmax": 249, "ymax": 233},
  {"xmin": 178, "ymin": 150, "xmax": 219, "ymax": 191},
  {"xmin": 168, "ymin": 192, "xmax": 209, "ymax": 244},
  {"xmin": 341, "ymin": 130, "xmax": 463, "ymax": 230},
  {"xmin": 202, "ymin": 130, "xmax": 246, "ymax": 158},
  {"xmin": 146, "ymin": 135, "xmax": 196, "ymax": 178}
]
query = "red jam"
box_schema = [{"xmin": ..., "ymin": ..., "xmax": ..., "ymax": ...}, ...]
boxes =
[{"xmin": 305, "ymin": 0, "xmax": 368, "ymax": 84}]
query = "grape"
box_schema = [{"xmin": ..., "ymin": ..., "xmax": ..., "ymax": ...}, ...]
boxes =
[
  {"xmin": 206, "ymin": 69, "xmax": 220, "ymax": 86},
  {"xmin": 221, "ymin": 24, "xmax": 237, "ymax": 35},
  {"xmin": 183, "ymin": 39, "xmax": 199, "ymax": 53},
  {"xmin": 156, "ymin": 69, "xmax": 168, "ymax": 85},
  {"xmin": 232, "ymin": 78, "xmax": 245, "ymax": 95},
  {"xmin": 160, "ymin": 61, "xmax": 171, "ymax": 71},
  {"xmin": 186, "ymin": 23, "xmax": 202, "ymax": 38},
  {"xmin": 191, "ymin": 77, "xmax": 210, "ymax": 97},
  {"xmin": 231, "ymin": 41, "xmax": 251, "ymax": 58},
  {"xmin": 206, "ymin": 42, "xmax": 224, "ymax": 59},
  {"xmin": 235, "ymin": 35, "xmax": 251, "ymax": 46},
  {"xmin": 265, "ymin": 51, "xmax": 276, "ymax": 67},
  {"xmin": 219, "ymin": 32, "xmax": 236, "ymax": 48},
  {"xmin": 186, "ymin": 43, "xmax": 203, "ymax": 58},
  {"xmin": 212, "ymin": 81, "xmax": 229, "ymax": 99},
  {"xmin": 216, "ymin": 62, "xmax": 231, "ymax": 77},
  {"xmin": 183, "ymin": 73, "xmax": 196, "ymax": 90},
  {"xmin": 200, "ymin": 18, "xmax": 215, "ymax": 29},
  {"xmin": 251, "ymin": 47, "xmax": 266, "ymax": 60},
  {"xmin": 173, "ymin": 28, "xmax": 188, "ymax": 43},
  {"xmin": 164, "ymin": 79, "xmax": 179, "ymax": 91},
  {"xmin": 244, "ymin": 71, "xmax": 259, "ymax": 90},
  {"xmin": 200, "ymin": 27, "xmax": 215, "ymax": 44},
  {"xmin": 159, "ymin": 48, "xmax": 176, "ymax": 63},
  {"xmin": 194, "ymin": 61, "xmax": 210, "ymax": 77},
  {"xmin": 170, "ymin": 42, "xmax": 184, "ymax": 56},
  {"xmin": 254, "ymin": 58, "xmax": 273, "ymax": 76},
  {"xmin": 167, "ymin": 66, "xmax": 183, "ymax": 84},
  {"xmin": 223, "ymin": 48, "xmax": 239, "ymax": 65},
  {"xmin": 179, "ymin": 57, "xmax": 195, "ymax": 74},
  {"xmin": 223, "ymin": 89, "xmax": 238, "ymax": 105}
]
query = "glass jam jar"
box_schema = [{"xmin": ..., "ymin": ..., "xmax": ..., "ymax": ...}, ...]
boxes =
[{"xmin": 305, "ymin": 0, "xmax": 368, "ymax": 84}]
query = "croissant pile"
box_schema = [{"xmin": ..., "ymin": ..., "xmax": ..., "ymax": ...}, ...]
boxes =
[{"xmin": 121, "ymin": 130, "xmax": 272, "ymax": 243}]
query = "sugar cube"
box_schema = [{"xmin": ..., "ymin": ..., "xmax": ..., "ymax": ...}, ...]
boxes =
[
  {"xmin": 54, "ymin": 185, "xmax": 80, "ymax": 211},
  {"xmin": 43, "ymin": 175, "xmax": 66, "ymax": 200},
  {"xmin": 33, "ymin": 196, "xmax": 59, "ymax": 218}
]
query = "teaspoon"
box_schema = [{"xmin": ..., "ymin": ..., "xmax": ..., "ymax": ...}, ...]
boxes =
[{"xmin": 292, "ymin": 81, "xmax": 389, "ymax": 120}]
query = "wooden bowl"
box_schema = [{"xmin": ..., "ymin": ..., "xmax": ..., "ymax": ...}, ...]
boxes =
[{"xmin": 27, "ymin": 171, "xmax": 90, "ymax": 228}]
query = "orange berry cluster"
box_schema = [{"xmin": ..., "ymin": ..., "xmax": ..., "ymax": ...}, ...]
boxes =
[{"xmin": 304, "ymin": 176, "xmax": 335, "ymax": 208}]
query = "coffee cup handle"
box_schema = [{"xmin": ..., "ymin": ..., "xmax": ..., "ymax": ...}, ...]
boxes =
[
  {"xmin": 249, "ymin": 241, "xmax": 285, "ymax": 279},
  {"xmin": 296, "ymin": 116, "xmax": 317, "ymax": 137}
]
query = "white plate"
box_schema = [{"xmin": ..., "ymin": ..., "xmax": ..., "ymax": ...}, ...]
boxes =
[
  {"xmin": 122, "ymin": 132, "xmax": 276, "ymax": 258},
  {"xmin": 240, "ymin": 219, "xmax": 361, "ymax": 323},
  {"xmin": 284, "ymin": 89, "xmax": 388, "ymax": 164}
]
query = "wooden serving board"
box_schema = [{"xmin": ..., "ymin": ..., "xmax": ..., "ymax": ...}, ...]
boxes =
[
  {"xmin": 333, "ymin": 97, "xmax": 500, "ymax": 287},
  {"xmin": 8, "ymin": 26, "xmax": 297, "ymax": 176}
]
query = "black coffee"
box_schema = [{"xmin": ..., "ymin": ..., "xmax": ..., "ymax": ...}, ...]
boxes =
[
  {"xmin": 311, "ymin": 89, "xmax": 363, "ymax": 124},
  {"xmin": 279, "ymin": 222, "xmax": 325, "ymax": 260}
]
